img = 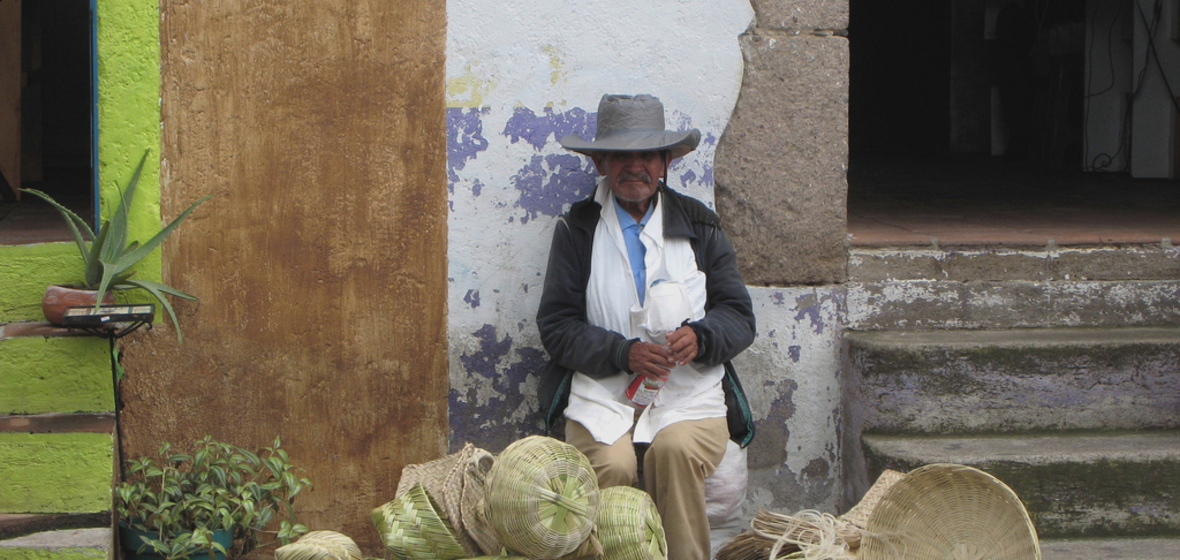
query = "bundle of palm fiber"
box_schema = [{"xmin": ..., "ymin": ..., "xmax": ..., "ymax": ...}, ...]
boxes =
[
  {"xmin": 274, "ymin": 531, "xmax": 363, "ymax": 560},
  {"xmin": 397, "ymin": 443, "xmax": 499, "ymax": 555},
  {"xmin": 372, "ymin": 481, "xmax": 467, "ymax": 560},
  {"xmin": 715, "ymin": 469, "xmax": 906, "ymax": 560},
  {"xmin": 484, "ymin": 435, "xmax": 600, "ymax": 559},
  {"xmin": 594, "ymin": 486, "xmax": 667, "ymax": 560}
]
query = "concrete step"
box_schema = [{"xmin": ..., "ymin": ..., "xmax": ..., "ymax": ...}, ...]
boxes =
[
  {"xmin": 862, "ymin": 431, "xmax": 1180, "ymax": 539},
  {"xmin": 844, "ymin": 279, "xmax": 1180, "ymax": 331},
  {"xmin": 847, "ymin": 327, "xmax": 1180, "ymax": 433},
  {"xmin": 1041, "ymin": 536, "xmax": 1180, "ymax": 560}
]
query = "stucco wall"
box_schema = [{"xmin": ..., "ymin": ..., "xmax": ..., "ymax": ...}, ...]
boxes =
[{"xmin": 446, "ymin": 0, "xmax": 845, "ymax": 516}]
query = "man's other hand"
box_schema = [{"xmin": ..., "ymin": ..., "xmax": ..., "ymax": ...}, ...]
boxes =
[
  {"xmin": 629, "ymin": 341, "xmax": 675, "ymax": 378},
  {"xmin": 666, "ymin": 325, "xmax": 699, "ymax": 366}
]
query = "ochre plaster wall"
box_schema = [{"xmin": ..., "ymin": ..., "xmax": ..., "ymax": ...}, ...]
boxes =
[{"xmin": 120, "ymin": 1, "xmax": 448, "ymax": 550}]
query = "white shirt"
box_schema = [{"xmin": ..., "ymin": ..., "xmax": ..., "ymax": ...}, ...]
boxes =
[{"xmin": 564, "ymin": 180, "xmax": 727, "ymax": 445}]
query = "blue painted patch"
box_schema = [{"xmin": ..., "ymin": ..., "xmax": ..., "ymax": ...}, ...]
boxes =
[
  {"xmin": 788, "ymin": 345, "xmax": 801, "ymax": 362},
  {"xmin": 771, "ymin": 292, "xmax": 786, "ymax": 306},
  {"xmin": 449, "ymin": 345, "xmax": 550, "ymax": 453},
  {"xmin": 503, "ymin": 106, "xmax": 596, "ymax": 151},
  {"xmin": 794, "ymin": 293, "xmax": 824, "ymax": 335},
  {"xmin": 447, "ymin": 107, "xmax": 491, "ymax": 183},
  {"xmin": 464, "ymin": 290, "xmax": 481, "ymax": 309},
  {"xmin": 512, "ymin": 153, "xmax": 596, "ymax": 223},
  {"xmin": 460, "ymin": 324, "xmax": 513, "ymax": 378}
]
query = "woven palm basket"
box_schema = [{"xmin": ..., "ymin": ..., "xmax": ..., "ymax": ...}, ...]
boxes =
[
  {"xmin": 484, "ymin": 435, "xmax": 600, "ymax": 559},
  {"xmin": 596, "ymin": 486, "xmax": 667, "ymax": 560},
  {"xmin": 274, "ymin": 531, "xmax": 363, "ymax": 560},
  {"xmin": 372, "ymin": 481, "xmax": 467, "ymax": 560},
  {"xmin": 397, "ymin": 443, "xmax": 499, "ymax": 555},
  {"xmin": 860, "ymin": 463, "xmax": 1041, "ymax": 560}
]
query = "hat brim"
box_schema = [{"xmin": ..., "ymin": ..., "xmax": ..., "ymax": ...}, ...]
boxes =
[{"xmin": 560, "ymin": 129, "xmax": 701, "ymax": 160}]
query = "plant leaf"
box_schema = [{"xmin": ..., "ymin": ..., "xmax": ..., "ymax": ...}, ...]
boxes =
[
  {"xmin": 123, "ymin": 278, "xmax": 193, "ymax": 342},
  {"xmin": 103, "ymin": 150, "xmax": 149, "ymax": 265},
  {"xmin": 113, "ymin": 193, "xmax": 212, "ymax": 278},
  {"xmin": 22, "ymin": 188, "xmax": 96, "ymax": 281}
]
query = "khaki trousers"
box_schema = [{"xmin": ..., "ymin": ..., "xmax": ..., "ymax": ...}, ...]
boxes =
[{"xmin": 566, "ymin": 417, "xmax": 728, "ymax": 560}]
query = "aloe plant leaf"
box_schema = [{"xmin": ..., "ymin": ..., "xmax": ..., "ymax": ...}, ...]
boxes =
[
  {"xmin": 22, "ymin": 188, "xmax": 96, "ymax": 274},
  {"xmin": 103, "ymin": 150, "xmax": 150, "ymax": 264},
  {"xmin": 83, "ymin": 222, "xmax": 113, "ymax": 288},
  {"xmin": 116, "ymin": 194, "xmax": 212, "ymax": 272},
  {"xmin": 123, "ymin": 278, "xmax": 191, "ymax": 342}
]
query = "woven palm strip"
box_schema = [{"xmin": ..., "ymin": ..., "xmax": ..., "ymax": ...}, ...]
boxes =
[
  {"xmin": 397, "ymin": 443, "xmax": 492, "ymax": 556},
  {"xmin": 485, "ymin": 435, "xmax": 600, "ymax": 559},
  {"xmin": 372, "ymin": 482, "xmax": 467, "ymax": 560},
  {"xmin": 714, "ymin": 468, "xmax": 903, "ymax": 560},
  {"xmin": 460, "ymin": 447, "xmax": 501, "ymax": 554},
  {"xmin": 860, "ymin": 463, "xmax": 1041, "ymax": 560},
  {"xmin": 595, "ymin": 486, "xmax": 666, "ymax": 560},
  {"xmin": 715, "ymin": 509, "xmax": 861, "ymax": 560},
  {"xmin": 275, "ymin": 531, "xmax": 363, "ymax": 560},
  {"xmin": 838, "ymin": 469, "xmax": 905, "ymax": 530}
]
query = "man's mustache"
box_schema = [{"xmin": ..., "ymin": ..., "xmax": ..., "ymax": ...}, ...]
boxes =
[{"xmin": 619, "ymin": 172, "xmax": 653, "ymax": 182}]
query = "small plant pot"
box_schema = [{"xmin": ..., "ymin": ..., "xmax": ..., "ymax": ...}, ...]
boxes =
[
  {"xmin": 120, "ymin": 523, "xmax": 233, "ymax": 560},
  {"xmin": 42, "ymin": 284, "xmax": 114, "ymax": 326}
]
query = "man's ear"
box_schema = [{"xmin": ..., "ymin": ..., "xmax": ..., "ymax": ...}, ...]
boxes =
[{"xmin": 590, "ymin": 152, "xmax": 607, "ymax": 175}]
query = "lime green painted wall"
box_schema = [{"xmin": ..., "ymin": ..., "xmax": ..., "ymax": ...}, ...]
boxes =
[
  {"xmin": 0, "ymin": 433, "xmax": 113, "ymax": 513},
  {"xmin": 0, "ymin": 245, "xmax": 80, "ymax": 323},
  {"xmin": 0, "ymin": 0, "xmax": 161, "ymax": 322},
  {"xmin": 0, "ymin": 548, "xmax": 107, "ymax": 560},
  {"xmin": 0, "ymin": 337, "xmax": 113, "ymax": 414}
]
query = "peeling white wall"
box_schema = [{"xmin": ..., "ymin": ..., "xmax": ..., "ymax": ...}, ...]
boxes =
[{"xmin": 445, "ymin": 0, "xmax": 843, "ymax": 515}]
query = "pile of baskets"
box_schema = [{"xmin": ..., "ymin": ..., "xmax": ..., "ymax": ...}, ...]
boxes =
[
  {"xmin": 716, "ymin": 463, "xmax": 1041, "ymax": 560},
  {"xmin": 370, "ymin": 435, "xmax": 667, "ymax": 560}
]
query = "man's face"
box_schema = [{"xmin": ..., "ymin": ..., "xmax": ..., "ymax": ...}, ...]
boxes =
[{"xmin": 592, "ymin": 150, "xmax": 666, "ymax": 204}]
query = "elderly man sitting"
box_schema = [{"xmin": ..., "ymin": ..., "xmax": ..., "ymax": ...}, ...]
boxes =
[{"xmin": 536, "ymin": 93, "xmax": 756, "ymax": 560}]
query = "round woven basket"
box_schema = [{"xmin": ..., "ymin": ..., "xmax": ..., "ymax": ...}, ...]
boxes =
[
  {"xmin": 275, "ymin": 530, "xmax": 363, "ymax": 560},
  {"xmin": 484, "ymin": 435, "xmax": 600, "ymax": 559},
  {"xmin": 372, "ymin": 481, "xmax": 468, "ymax": 560},
  {"xmin": 860, "ymin": 463, "xmax": 1041, "ymax": 560},
  {"xmin": 596, "ymin": 486, "xmax": 666, "ymax": 560}
]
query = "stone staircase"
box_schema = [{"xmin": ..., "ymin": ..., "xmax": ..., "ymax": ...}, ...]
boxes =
[{"xmin": 842, "ymin": 246, "xmax": 1180, "ymax": 558}]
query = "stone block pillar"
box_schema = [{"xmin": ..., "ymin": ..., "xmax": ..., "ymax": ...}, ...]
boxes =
[{"xmin": 715, "ymin": 1, "xmax": 850, "ymax": 285}]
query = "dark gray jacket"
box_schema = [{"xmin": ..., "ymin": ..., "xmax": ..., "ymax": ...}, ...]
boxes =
[{"xmin": 536, "ymin": 185, "xmax": 757, "ymax": 447}]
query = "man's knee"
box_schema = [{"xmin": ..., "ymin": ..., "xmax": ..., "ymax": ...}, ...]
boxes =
[{"xmin": 593, "ymin": 449, "xmax": 638, "ymax": 488}]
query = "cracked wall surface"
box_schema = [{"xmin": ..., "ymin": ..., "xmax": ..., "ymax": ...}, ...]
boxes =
[{"xmin": 446, "ymin": 0, "xmax": 848, "ymax": 516}]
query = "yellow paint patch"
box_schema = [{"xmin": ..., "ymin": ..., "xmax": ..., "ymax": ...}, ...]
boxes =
[
  {"xmin": 447, "ymin": 60, "xmax": 496, "ymax": 107},
  {"xmin": 542, "ymin": 45, "xmax": 567, "ymax": 86}
]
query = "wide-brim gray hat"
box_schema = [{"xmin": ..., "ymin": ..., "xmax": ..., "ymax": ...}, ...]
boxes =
[{"xmin": 560, "ymin": 94, "xmax": 701, "ymax": 160}]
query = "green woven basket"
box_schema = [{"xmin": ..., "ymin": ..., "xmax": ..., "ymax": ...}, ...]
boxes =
[
  {"xmin": 372, "ymin": 482, "xmax": 468, "ymax": 560},
  {"xmin": 275, "ymin": 530, "xmax": 363, "ymax": 560},
  {"xmin": 596, "ymin": 487, "xmax": 666, "ymax": 560},
  {"xmin": 485, "ymin": 435, "xmax": 600, "ymax": 559}
]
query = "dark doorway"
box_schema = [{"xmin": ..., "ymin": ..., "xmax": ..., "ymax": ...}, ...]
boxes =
[
  {"xmin": 0, "ymin": 0, "xmax": 95, "ymax": 244},
  {"xmin": 847, "ymin": 0, "xmax": 1179, "ymax": 248}
]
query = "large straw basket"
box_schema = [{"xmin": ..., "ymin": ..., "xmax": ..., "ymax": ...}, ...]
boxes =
[
  {"xmin": 484, "ymin": 435, "xmax": 600, "ymax": 559},
  {"xmin": 596, "ymin": 486, "xmax": 667, "ymax": 560},
  {"xmin": 372, "ymin": 482, "xmax": 467, "ymax": 560},
  {"xmin": 860, "ymin": 463, "xmax": 1041, "ymax": 560},
  {"xmin": 274, "ymin": 530, "xmax": 363, "ymax": 560}
]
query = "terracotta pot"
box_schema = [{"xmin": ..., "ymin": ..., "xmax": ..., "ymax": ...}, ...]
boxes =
[{"xmin": 42, "ymin": 284, "xmax": 115, "ymax": 326}]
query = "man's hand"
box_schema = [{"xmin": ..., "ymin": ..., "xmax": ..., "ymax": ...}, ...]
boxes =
[
  {"xmin": 628, "ymin": 341, "xmax": 676, "ymax": 378},
  {"xmin": 666, "ymin": 325, "xmax": 699, "ymax": 366}
]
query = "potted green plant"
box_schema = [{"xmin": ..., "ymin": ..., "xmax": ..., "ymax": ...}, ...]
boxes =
[
  {"xmin": 115, "ymin": 436, "xmax": 311, "ymax": 560},
  {"xmin": 23, "ymin": 149, "xmax": 211, "ymax": 339}
]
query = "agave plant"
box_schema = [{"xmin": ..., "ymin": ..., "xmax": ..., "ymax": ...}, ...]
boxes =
[{"xmin": 23, "ymin": 149, "xmax": 211, "ymax": 340}]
